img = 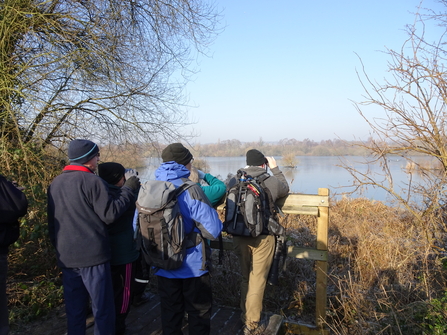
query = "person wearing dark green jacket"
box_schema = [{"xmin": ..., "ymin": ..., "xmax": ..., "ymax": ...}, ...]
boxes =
[
  {"xmin": 98, "ymin": 162, "xmax": 139, "ymax": 335},
  {"xmin": 189, "ymin": 166, "xmax": 226, "ymax": 207}
]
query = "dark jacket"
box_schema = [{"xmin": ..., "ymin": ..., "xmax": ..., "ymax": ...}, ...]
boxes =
[
  {"xmin": 239, "ymin": 166, "xmax": 289, "ymax": 202},
  {"xmin": 47, "ymin": 165, "xmax": 135, "ymax": 268},
  {"xmin": 106, "ymin": 184, "xmax": 139, "ymax": 266},
  {"xmin": 0, "ymin": 175, "xmax": 28, "ymax": 253}
]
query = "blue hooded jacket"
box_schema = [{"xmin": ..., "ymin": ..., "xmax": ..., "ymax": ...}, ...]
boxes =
[{"xmin": 154, "ymin": 161, "xmax": 223, "ymax": 278}]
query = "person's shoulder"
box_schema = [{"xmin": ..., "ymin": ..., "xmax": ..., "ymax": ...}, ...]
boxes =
[{"xmin": 183, "ymin": 181, "xmax": 209, "ymax": 200}]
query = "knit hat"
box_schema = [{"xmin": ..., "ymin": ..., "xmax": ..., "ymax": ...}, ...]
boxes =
[
  {"xmin": 162, "ymin": 143, "xmax": 193, "ymax": 166},
  {"xmin": 68, "ymin": 139, "xmax": 99, "ymax": 164},
  {"xmin": 98, "ymin": 162, "xmax": 125, "ymax": 185},
  {"xmin": 246, "ymin": 149, "xmax": 267, "ymax": 166}
]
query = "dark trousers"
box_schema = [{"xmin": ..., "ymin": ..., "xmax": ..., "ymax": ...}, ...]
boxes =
[
  {"xmin": 62, "ymin": 262, "xmax": 115, "ymax": 335},
  {"xmin": 157, "ymin": 274, "xmax": 212, "ymax": 335},
  {"xmin": 0, "ymin": 253, "xmax": 9, "ymax": 335},
  {"xmin": 111, "ymin": 263, "xmax": 135, "ymax": 334},
  {"xmin": 133, "ymin": 253, "xmax": 149, "ymax": 299}
]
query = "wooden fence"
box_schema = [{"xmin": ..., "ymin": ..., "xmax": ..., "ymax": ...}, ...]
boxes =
[{"xmin": 213, "ymin": 188, "xmax": 330, "ymax": 335}]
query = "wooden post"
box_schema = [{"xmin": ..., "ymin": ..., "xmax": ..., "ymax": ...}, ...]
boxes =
[{"xmin": 315, "ymin": 188, "xmax": 329, "ymax": 331}]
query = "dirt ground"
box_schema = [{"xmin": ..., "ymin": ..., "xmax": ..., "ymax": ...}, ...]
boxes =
[{"xmin": 10, "ymin": 304, "xmax": 71, "ymax": 335}]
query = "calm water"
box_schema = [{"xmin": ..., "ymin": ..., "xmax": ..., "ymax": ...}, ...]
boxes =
[{"xmin": 138, "ymin": 156, "xmax": 431, "ymax": 203}]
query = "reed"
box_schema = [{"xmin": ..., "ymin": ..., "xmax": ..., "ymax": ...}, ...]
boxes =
[{"xmin": 212, "ymin": 198, "xmax": 447, "ymax": 334}]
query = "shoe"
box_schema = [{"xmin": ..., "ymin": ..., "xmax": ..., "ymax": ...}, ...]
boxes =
[
  {"xmin": 243, "ymin": 322, "xmax": 266, "ymax": 335},
  {"xmin": 132, "ymin": 292, "xmax": 153, "ymax": 307}
]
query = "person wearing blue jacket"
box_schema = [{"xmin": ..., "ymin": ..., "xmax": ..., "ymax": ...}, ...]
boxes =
[{"xmin": 155, "ymin": 143, "xmax": 223, "ymax": 335}]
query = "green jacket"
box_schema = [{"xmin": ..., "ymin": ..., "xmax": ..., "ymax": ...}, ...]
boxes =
[{"xmin": 200, "ymin": 173, "xmax": 226, "ymax": 207}]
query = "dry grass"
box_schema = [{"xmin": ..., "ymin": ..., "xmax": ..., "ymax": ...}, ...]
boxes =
[
  {"xmin": 7, "ymin": 197, "xmax": 447, "ymax": 333},
  {"xmin": 212, "ymin": 198, "xmax": 447, "ymax": 334}
]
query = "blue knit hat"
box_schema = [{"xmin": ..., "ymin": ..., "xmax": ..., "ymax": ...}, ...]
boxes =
[{"xmin": 68, "ymin": 139, "xmax": 99, "ymax": 164}]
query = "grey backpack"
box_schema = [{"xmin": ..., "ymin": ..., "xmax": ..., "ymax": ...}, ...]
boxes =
[
  {"xmin": 136, "ymin": 179, "xmax": 204, "ymax": 270},
  {"xmin": 223, "ymin": 170, "xmax": 284, "ymax": 237}
]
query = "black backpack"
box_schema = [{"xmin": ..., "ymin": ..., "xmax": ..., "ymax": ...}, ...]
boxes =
[
  {"xmin": 223, "ymin": 169, "xmax": 284, "ymax": 237},
  {"xmin": 136, "ymin": 179, "xmax": 206, "ymax": 270}
]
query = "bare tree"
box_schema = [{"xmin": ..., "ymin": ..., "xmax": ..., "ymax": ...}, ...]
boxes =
[
  {"xmin": 0, "ymin": 0, "xmax": 220, "ymax": 182},
  {"xmin": 341, "ymin": 2, "xmax": 447, "ymax": 224}
]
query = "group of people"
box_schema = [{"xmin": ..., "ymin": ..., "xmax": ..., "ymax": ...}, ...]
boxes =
[{"xmin": 1, "ymin": 139, "xmax": 289, "ymax": 335}]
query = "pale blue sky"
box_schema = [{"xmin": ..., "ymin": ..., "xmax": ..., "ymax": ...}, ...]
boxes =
[{"xmin": 183, "ymin": 0, "xmax": 443, "ymax": 144}]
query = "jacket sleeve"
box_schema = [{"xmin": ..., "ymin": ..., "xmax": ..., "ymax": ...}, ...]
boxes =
[
  {"xmin": 181, "ymin": 185, "xmax": 222, "ymax": 241},
  {"xmin": 269, "ymin": 167, "xmax": 290, "ymax": 200},
  {"xmin": 87, "ymin": 176, "xmax": 136, "ymax": 224},
  {"xmin": 201, "ymin": 173, "xmax": 226, "ymax": 207},
  {"xmin": 0, "ymin": 175, "xmax": 28, "ymax": 223}
]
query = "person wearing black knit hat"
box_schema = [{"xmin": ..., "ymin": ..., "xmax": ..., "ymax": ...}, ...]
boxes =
[
  {"xmin": 47, "ymin": 139, "xmax": 141, "ymax": 335},
  {"xmin": 231, "ymin": 149, "xmax": 290, "ymax": 334},
  {"xmin": 245, "ymin": 149, "xmax": 268, "ymax": 166},
  {"xmin": 154, "ymin": 143, "xmax": 222, "ymax": 335},
  {"xmin": 161, "ymin": 142, "xmax": 193, "ymax": 166},
  {"xmin": 98, "ymin": 162, "xmax": 140, "ymax": 335}
]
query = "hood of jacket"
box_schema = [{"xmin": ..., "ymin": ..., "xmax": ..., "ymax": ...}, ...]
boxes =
[
  {"xmin": 155, "ymin": 161, "xmax": 191, "ymax": 181},
  {"xmin": 241, "ymin": 166, "xmax": 268, "ymax": 178}
]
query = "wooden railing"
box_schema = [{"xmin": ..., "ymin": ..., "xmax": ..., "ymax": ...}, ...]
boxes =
[{"xmin": 212, "ymin": 188, "xmax": 330, "ymax": 335}]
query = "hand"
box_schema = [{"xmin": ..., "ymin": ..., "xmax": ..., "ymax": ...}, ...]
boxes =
[
  {"xmin": 124, "ymin": 176, "xmax": 140, "ymax": 191},
  {"xmin": 125, "ymin": 168, "xmax": 139, "ymax": 180},
  {"xmin": 197, "ymin": 169, "xmax": 206, "ymax": 180},
  {"xmin": 265, "ymin": 156, "xmax": 277, "ymax": 169}
]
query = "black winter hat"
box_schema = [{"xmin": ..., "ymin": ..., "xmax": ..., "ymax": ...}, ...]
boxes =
[
  {"xmin": 68, "ymin": 139, "xmax": 99, "ymax": 164},
  {"xmin": 246, "ymin": 149, "xmax": 267, "ymax": 166},
  {"xmin": 98, "ymin": 162, "xmax": 125, "ymax": 185},
  {"xmin": 162, "ymin": 143, "xmax": 193, "ymax": 166}
]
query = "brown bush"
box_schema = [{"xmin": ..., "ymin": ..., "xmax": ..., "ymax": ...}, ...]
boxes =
[{"xmin": 212, "ymin": 197, "xmax": 447, "ymax": 334}]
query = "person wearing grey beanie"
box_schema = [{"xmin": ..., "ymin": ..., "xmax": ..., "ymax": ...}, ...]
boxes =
[
  {"xmin": 230, "ymin": 149, "xmax": 289, "ymax": 334},
  {"xmin": 68, "ymin": 139, "xmax": 100, "ymax": 165},
  {"xmin": 47, "ymin": 139, "xmax": 140, "ymax": 335}
]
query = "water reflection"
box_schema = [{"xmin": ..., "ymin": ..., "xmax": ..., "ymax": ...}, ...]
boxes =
[{"xmin": 137, "ymin": 156, "xmax": 431, "ymax": 203}]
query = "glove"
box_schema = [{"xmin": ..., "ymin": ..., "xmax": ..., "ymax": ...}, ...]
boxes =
[
  {"xmin": 125, "ymin": 168, "xmax": 139, "ymax": 180},
  {"xmin": 197, "ymin": 169, "xmax": 206, "ymax": 180},
  {"xmin": 124, "ymin": 176, "xmax": 140, "ymax": 191}
]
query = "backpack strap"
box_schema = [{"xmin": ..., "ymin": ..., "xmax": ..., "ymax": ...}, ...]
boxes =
[
  {"xmin": 170, "ymin": 179, "xmax": 196, "ymax": 202},
  {"xmin": 256, "ymin": 173, "xmax": 285, "ymax": 236},
  {"xmin": 176, "ymin": 179, "xmax": 210, "ymax": 271}
]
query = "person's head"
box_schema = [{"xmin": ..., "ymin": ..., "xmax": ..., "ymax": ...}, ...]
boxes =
[
  {"xmin": 68, "ymin": 139, "xmax": 100, "ymax": 171},
  {"xmin": 161, "ymin": 143, "xmax": 194, "ymax": 170},
  {"xmin": 98, "ymin": 162, "xmax": 126, "ymax": 187},
  {"xmin": 246, "ymin": 149, "xmax": 267, "ymax": 167}
]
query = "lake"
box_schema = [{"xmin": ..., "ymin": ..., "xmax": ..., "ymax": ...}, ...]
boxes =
[{"xmin": 138, "ymin": 156, "xmax": 431, "ymax": 203}]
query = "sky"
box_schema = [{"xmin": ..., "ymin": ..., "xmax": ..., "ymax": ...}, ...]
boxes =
[{"xmin": 182, "ymin": 0, "xmax": 444, "ymax": 144}]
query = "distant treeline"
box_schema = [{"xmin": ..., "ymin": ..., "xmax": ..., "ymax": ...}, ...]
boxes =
[{"xmin": 189, "ymin": 138, "xmax": 371, "ymax": 157}]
